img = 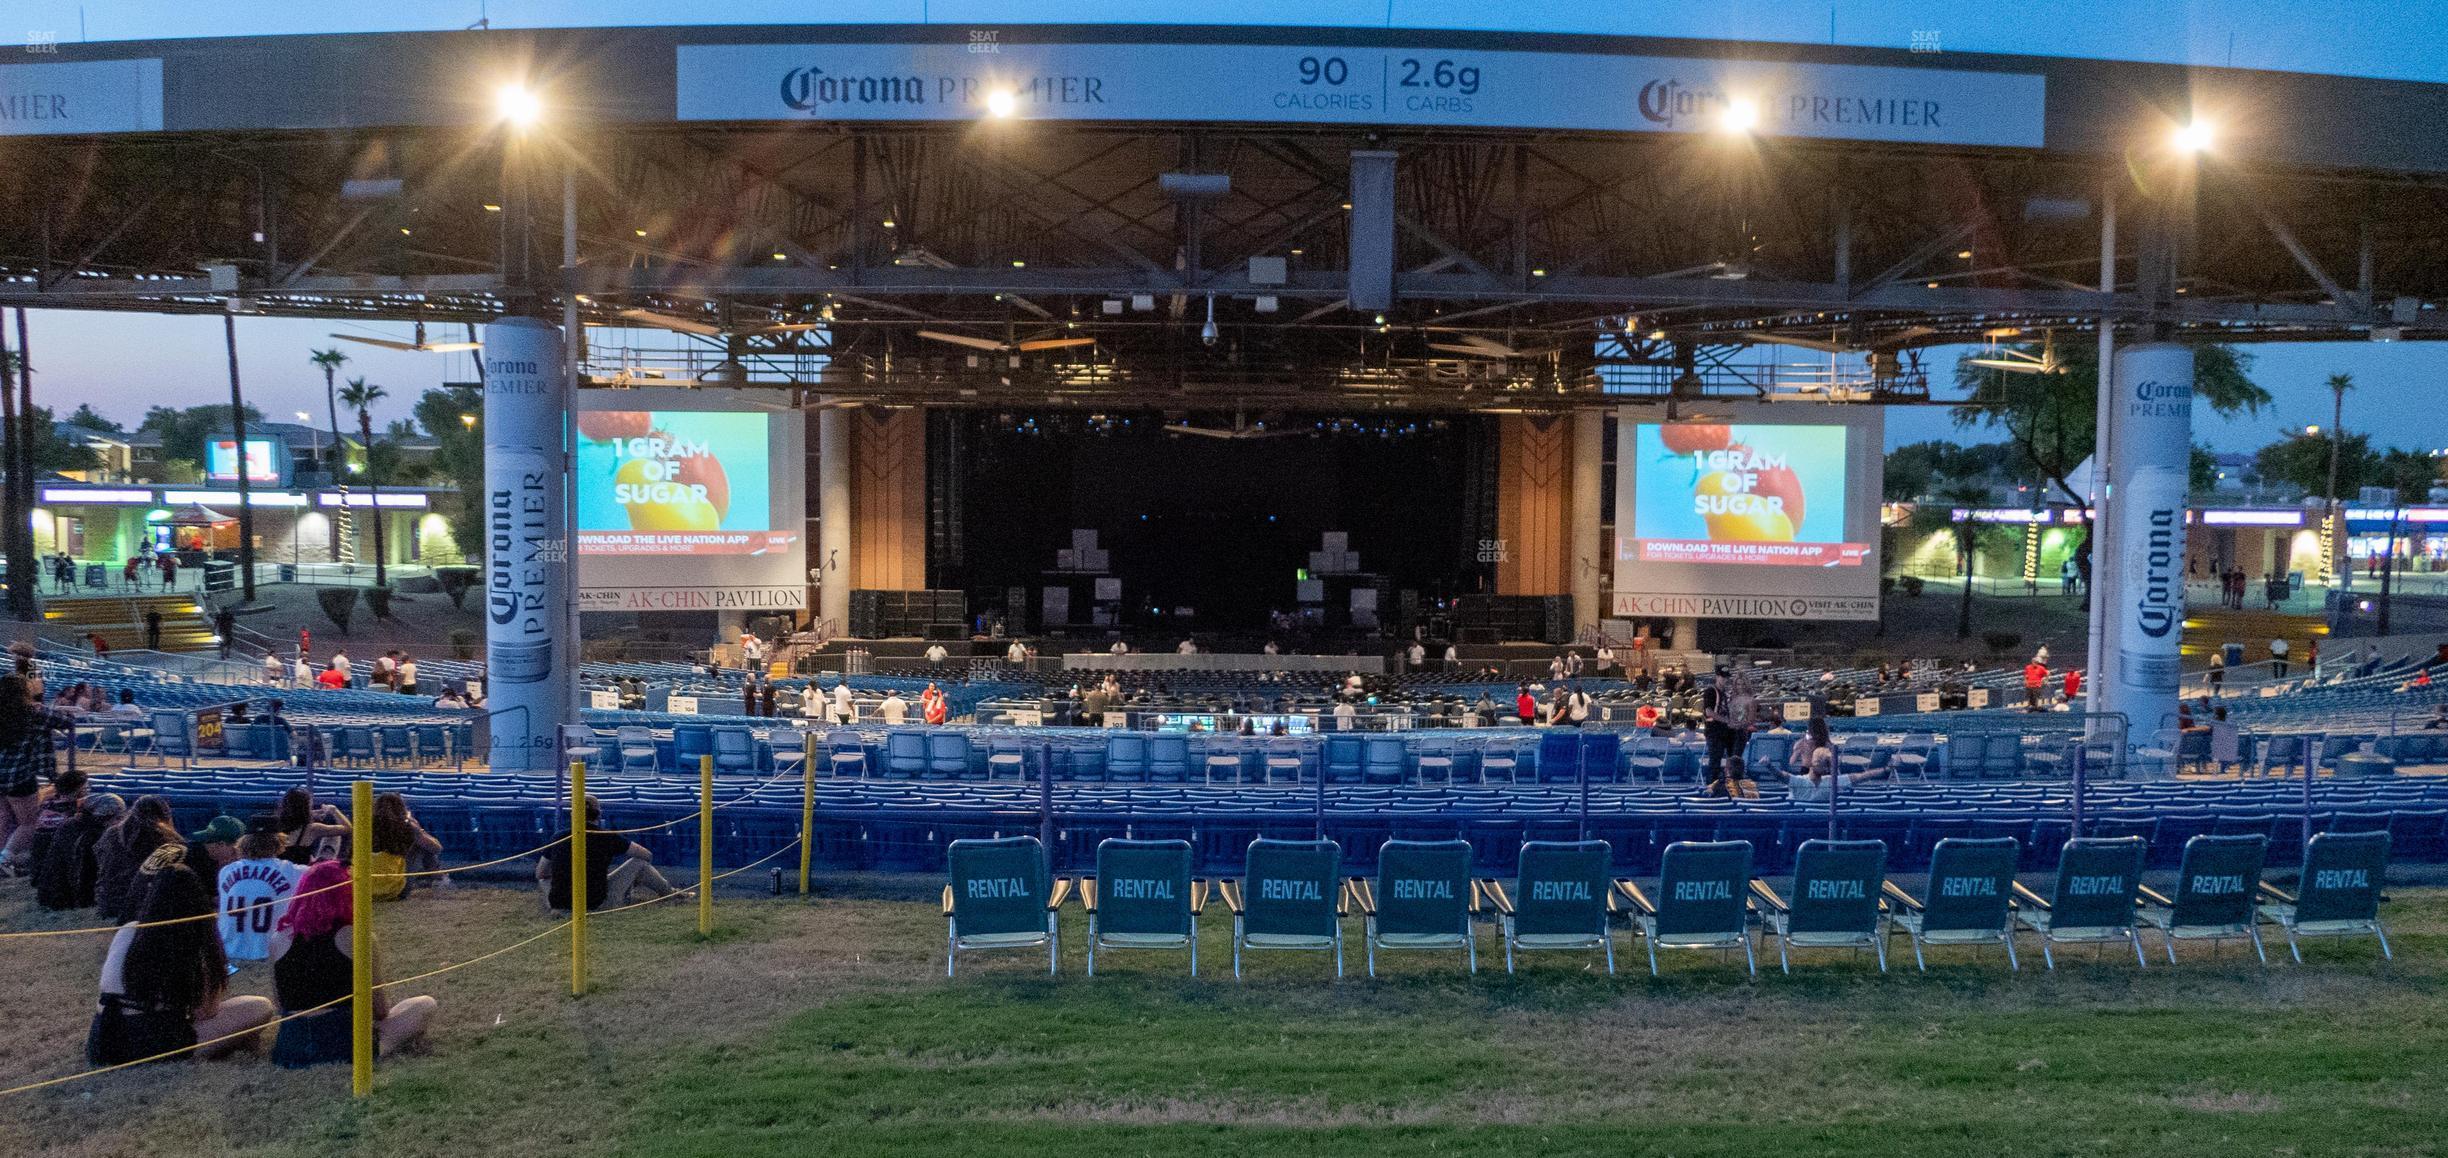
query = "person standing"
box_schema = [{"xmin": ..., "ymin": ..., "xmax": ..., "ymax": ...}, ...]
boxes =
[
  {"xmin": 2023, "ymin": 656, "xmax": 2049, "ymax": 711},
  {"xmin": 2269, "ymin": 637, "xmax": 2291, "ymax": 679},
  {"xmin": 831, "ymin": 680, "xmax": 854, "ymax": 725},
  {"xmin": 878, "ymin": 690, "xmax": 909, "ymax": 725},
  {"xmin": 920, "ymin": 682, "xmax": 948, "ymax": 726},
  {"xmin": 143, "ymin": 610, "xmax": 163, "ymax": 652},
  {"xmin": 1515, "ymin": 684, "xmax": 1537, "ymax": 726},
  {"xmin": 328, "ymin": 650, "xmax": 352, "ymax": 686},
  {"xmin": 215, "ymin": 608, "xmax": 237, "ymax": 659},
  {"xmin": 158, "ymin": 552, "xmax": 179, "ymax": 591},
  {"xmin": 369, "ymin": 651, "xmax": 397, "ymax": 693},
  {"xmin": 395, "ymin": 656, "xmax": 418, "ymax": 697},
  {"xmin": 1, "ymin": 673, "xmax": 74, "ymax": 874},
  {"xmin": 2207, "ymin": 649, "xmax": 2226, "ymax": 695}
]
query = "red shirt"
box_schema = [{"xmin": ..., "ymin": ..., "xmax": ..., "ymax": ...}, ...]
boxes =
[
  {"xmin": 2063, "ymin": 670, "xmax": 2082, "ymax": 697},
  {"xmin": 1516, "ymin": 693, "xmax": 1536, "ymax": 720},
  {"xmin": 2024, "ymin": 663, "xmax": 2047, "ymax": 688},
  {"xmin": 316, "ymin": 668, "xmax": 346, "ymax": 689}
]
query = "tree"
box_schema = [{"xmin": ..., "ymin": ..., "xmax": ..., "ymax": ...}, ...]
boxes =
[
  {"xmin": 2189, "ymin": 443, "xmax": 2219, "ymax": 495},
  {"xmin": 63, "ymin": 403, "xmax": 123, "ymax": 434},
  {"xmin": 20, "ymin": 405, "xmax": 102, "ymax": 475},
  {"xmin": 309, "ymin": 348, "xmax": 350, "ymax": 476},
  {"xmin": 1952, "ymin": 342, "xmax": 2271, "ymax": 507},
  {"xmin": 337, "ymin": 378, "xmax": 390, "ymax": 587},
  {"xmin": 136, "ymin": 402, "xmax": 265, "ymax": 474},
  {"xmin": 410, "ymin": 385, "xmax": 483, "ymax": 565},
  {"xmin": 1929, "ymin": 482, "xmax": 2000, "ymax": 640},
  {"xmin": 2254, "ymin": 431, "xmax": 2376, "ymax": 501}
]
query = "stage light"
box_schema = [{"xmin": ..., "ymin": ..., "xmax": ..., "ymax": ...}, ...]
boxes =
[
  {"xmin": 985, "ymin": 89, "xmax": 1017, "ymax": 118},
  {"xmin": 496, "ymin": 83, "xmax": 542, "ymax": 127},
  {"xmin": 2173, "ymin": 119, "xmax": 2214, "ymax": 153},
  {"xmin": 482, "ymin": 203, "xmax": 501, "ymax": 212},
  {"xmin": 1718, "ymin": 97, "xmax": 1759, "ymax": 134}
]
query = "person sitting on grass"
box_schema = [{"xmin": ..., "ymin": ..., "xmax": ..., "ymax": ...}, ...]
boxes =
[
  {"xmin": 537, "ymin": 794, "xmax": 675, "ymax": 913},
  {"xmin": 370, "ymin": 792, "xmax": 446, "ymax": 896},
  {"xmin": 1784, "ymin": 717, "xmax": 1892, "ymax": 804},
  {"xmin": 276, "ymin": 787, "xmax": 352, "ymax": 866},
  {"xmin": 267, "ymin": 861, "xmax": 437, "ymax": 1067},
  {"xmin": 35, "ymin": 790, "xmax": 120, "ymax": 911},
  {"xmin": 88, "ymin": 847, "xmax": 276, "ymax": 1067},
  {"xmin": 218, "ymin": 821, "xmax": 303, "ymax": 963},
  {"xmin": 92, "ymin": 795, "xmax": 181, "ymax": 924}
]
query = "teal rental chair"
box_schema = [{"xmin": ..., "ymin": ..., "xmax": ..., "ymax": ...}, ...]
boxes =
[
  {"xmin": 1750, "ymin": 838, "xmax": 1889, "ymax": 974},
  {"xmin": 1484, "ymin": 839, "xmax": 1616, "ymax": 975},
  {"xmin": 1619, "ymin": 840, "xmax": 1756, "ymax": 977},
  {"xmin": 2257, "ymin": 829, "xmax": 2393, "ymax": 962},
  {"xmin": 2013, "ymin": 836, "xmax": 2148, "ymax": 969},
  {"xmin": 1083, "ymin": 838, "xmax": 1204, "ymax": 976},
  {"xmin": 1353, "ymin": 838, "xmax": 1478, "ymax": 976},
  {"xmin": 1882, "ymin": 836, "xmax": 2022, "ymax": 971},
  {"xmin": 942, "ymin": 835, "xmax": 1069, "ymax": 977},
  {"xmin": 1220, "ymin": 838, "xmax": 1345, "ymax": 979},
  {"xmin": 2137, "ymin": 833, "xmax": 2270, "ymax": 964}
]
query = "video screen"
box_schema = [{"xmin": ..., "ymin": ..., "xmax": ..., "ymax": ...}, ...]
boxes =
[
  {"xmin": 1612, "ymin": 405, "xmax": 1883, "ymax": 622},
  {"xmin": 574, "ymin": 389, "xmax": 807, "ymax": 613},
  {"xmin": 206, "ymin": 439, "xmax": 278, "ymax": 484},
  {"xmin": 1629, "ymin": 422, "xmax": 1868, "ymax": 567},
  {"xmin": 575, "ymin": 410, "xmax": 782, "ymax": 555}
]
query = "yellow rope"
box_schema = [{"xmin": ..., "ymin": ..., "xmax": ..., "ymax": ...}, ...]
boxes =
[{"xmin": 375, "ymin": 919, "xmax": 573, "ymax": 992}]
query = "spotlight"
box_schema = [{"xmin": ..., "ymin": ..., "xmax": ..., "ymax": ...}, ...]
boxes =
[
  {"xmin": 495, "ymin": 83, "xmax": 542, "ymax": 127},
  {"xmin": 985, "ymin": 89, "xmax": 1017, "ymax": 118},
  {"xmin": 2172, "ymin": 119, "xmax": 2214, "ymax": 153},
  {"xmin": 1200, "ymin": 295, "xmax": 1219, "ymax": 348},
  {"xmin": 1718, "ymin": 97, "xmax": 1760, "ymax": 134}
]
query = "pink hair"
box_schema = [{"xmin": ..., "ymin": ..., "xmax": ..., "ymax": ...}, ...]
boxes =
[{"xmin": 279, "ymin": 860, "xmax": 355, "ymax": 942}]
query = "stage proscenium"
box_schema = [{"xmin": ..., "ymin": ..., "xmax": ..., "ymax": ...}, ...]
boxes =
[
  {"xmin": 482, "ymin": 317, "xmax": 574, "ymax": 771},
  {"xmin": 1611, "ymin": 403, "xmax": 1884, "ymax": 621},
  {"xmin": 573, "ymin": 387, "xmax": 806, "ymax": 614},
  {"xmin": 2103, "ymin": 342, "xmax": 2194, "ymax": 737}
]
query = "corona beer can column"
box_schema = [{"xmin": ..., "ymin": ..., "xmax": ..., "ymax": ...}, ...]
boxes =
[
  {"xmin": 2100, "ymin": 342, "xmax": 2193, "ymax": 740},
  {"xmin": 482, "ymin": 317, "xmax": 574, "ymax": 771}
]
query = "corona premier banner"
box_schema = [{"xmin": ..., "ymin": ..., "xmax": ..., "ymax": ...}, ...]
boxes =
[
  {"xmin": 481, "ymin": 317, "xmax": 573, "ymax": 772},
  {"xmin": 2102, "ymin": 343, "xmax": 2194, "ymax": 735}
]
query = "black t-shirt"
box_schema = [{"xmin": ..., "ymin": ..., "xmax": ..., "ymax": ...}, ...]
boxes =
[{"xmin": 544, "ymin": 829, "xmax": 635, "ymax": 911}]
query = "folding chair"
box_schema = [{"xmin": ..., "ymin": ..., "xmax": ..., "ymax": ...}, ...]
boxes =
[
  {"xmin": 1752, "ymin": 838, "xmax": 1889, "ymax": 974},
  {"xmin": 1619, "ymin": 840, "xmax": 1755, "ymax": 977},
  {"xmin": 1354, "ymin": 838, "xmax": 1477, "ymax": 976},
  {"xmin": 1082, "ymin": 838, "xmax": 1203, "ymax": 976},
  {"xmin": 2258, "ymin": 829, "xmax": 2392, "ymax": 963},
  {"xmin": 2138, "ymin": 833, "xmax": 2270, "ymax": 964},
  {"xmin": 2013, "ymin": 836, "xmax": 2149, "ymax": 969},
  {"xmin": 1884, "ymin": 835, "xmax": 2021, "ymax": 971},
  {"xmin": 942, "ymin": 835, "xmax": 1069, "ymax": 977},
  {"xmin": 1479, "ymin": 839, "xmax": 1615, "ymax": 974},
  {"xmin": 1220, "ymin": 837, "xmax": 1345, "ymax": 978}
]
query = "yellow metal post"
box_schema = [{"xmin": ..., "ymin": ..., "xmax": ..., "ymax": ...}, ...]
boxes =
[
  {"xmin": 798, "ymin": 736, "xmax": 815, "ymax": 895},
  {"xmin": 570, "ymin": 760, "xmax": 588, "ymax": 997},
  {"xmin": 698, "ymin": 754, "xmax": 714, "ymax": 937},
  {"xmin": 349, "ymin": 779, "xmax": 374, "ymax": 1097}
]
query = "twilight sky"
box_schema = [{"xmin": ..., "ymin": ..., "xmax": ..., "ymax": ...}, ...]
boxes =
[{"xmin": 24, "ymin": 308, "xmax": 2447, "ymax": 455}]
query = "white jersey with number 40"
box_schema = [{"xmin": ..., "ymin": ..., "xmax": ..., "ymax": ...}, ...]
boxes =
[{"xmin": 218, "ymin": 858, "xmax": 304, "ymax": 961}]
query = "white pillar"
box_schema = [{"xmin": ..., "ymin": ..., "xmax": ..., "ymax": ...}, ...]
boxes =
[
  {"xmin": 2100, "ymin": 342, "xmax": 2194, "ymax": 741},
  {"xmin": 817, "ymin": 403, "xmax": 851, "ymax": 635},
  {"xmin": 481, "ymin": 317, "xmax": 574, "ymax": 771},
  {"xmin": 1568, "ymin": 409, "xmax": 1605, "ymax": 637},
  {"xmin": 2083, "ymin": 184, "xmax": 2117, "ymax": 720}
]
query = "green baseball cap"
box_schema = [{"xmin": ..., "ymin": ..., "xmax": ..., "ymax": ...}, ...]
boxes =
[{"xmin": 188, "ymin": 815, "xmax": 246, "ymax": 844}]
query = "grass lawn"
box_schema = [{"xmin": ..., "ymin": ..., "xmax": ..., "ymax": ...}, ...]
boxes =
[{"xmin": 4, "ymin": 875, "xmax": 2443, "ymax": 1158}]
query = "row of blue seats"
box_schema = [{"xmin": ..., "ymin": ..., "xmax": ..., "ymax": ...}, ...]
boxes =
[{"xmin": 120, "ymin": 786, "xmax": 2448, "ymax": 878}]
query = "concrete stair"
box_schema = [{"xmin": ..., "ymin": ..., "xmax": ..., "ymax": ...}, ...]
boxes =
[{"xmin": 41, "ymin": 593, "xmax": 217, "ymax": 654}]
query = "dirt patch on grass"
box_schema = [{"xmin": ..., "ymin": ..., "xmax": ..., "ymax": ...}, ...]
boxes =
[{"xmin": 2159, "ymin": 1090, "xmax": 2283, "ymax": 1114}]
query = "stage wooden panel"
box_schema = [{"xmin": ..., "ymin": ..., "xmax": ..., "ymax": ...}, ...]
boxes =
[
  {"xmin": 1495, "ymin": 414, "xmax": 1572, "ymax": 596},
  {"xmin": 850, "ymin": 408, "xmax": 927, "ymax": 591}
]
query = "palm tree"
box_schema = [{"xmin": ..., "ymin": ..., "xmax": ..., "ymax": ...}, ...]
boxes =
[
  {"xmin": 337, "ymin": 378, "xmax": 389, "ymax": 588},
  {"xmin": 308, "ymin": 347, "xmax": 352, "ymax": 564}
]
